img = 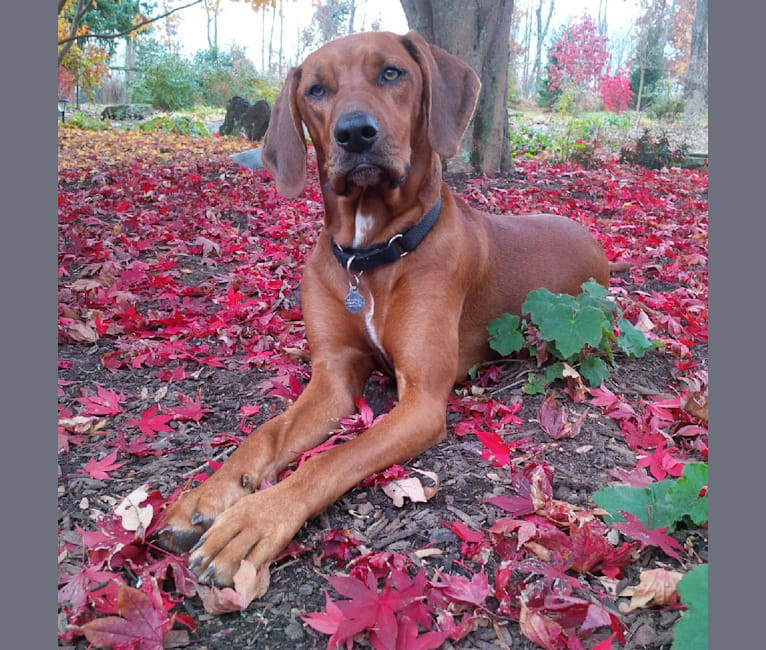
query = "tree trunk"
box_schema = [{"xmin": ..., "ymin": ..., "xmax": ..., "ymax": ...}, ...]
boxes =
[
  {"xmin": 262, "ymin": 6, "xmax": 266, "ymax": 74},
  {"xmin": 279, "ymin": 0, "xmax": 284, "ymax": 76},
  {"xmin": 400, "ymin": 0, "xmax": 515, "ymax": 175},
  {"xmin": 268, "ymin": 3, "xmax": 276, "ymax": 73},
  {"xmin": 521, "ymin": 0, "xmax": 533, "ymax": 97},
  {"xmin": 635, "ymin": 64, "xmax": 645, "ymax": 116},
  {"xmin": 684, "ymin": 0, "xmax": 708, "ymax": 117},
  {"xmin": 348, "ymin": 0, "xmax": 356, "ymax": 34},
  {"xmin": 531, "ymin": 0, "xmax": 554, "ymax": 98}
]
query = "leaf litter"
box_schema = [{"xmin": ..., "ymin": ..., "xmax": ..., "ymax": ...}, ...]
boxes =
[{"xmin": 58, "ymin": 129, "xmax": 707, "ymax": 648}]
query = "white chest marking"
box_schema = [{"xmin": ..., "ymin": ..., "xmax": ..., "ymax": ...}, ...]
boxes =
[
  {"xmin": 353, "ymin": 209, "xmax": 374, "ymax": 248},
  {"xmin": 364, "ymin": 291, "xmax": 387, "ymax": 361}
]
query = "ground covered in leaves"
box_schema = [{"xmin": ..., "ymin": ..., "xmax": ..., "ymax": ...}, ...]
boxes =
[{"xmin": 58, "ymin": 128, "xmax": 708, "ymax": 649}]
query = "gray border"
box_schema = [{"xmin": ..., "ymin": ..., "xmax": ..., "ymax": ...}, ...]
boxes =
[
  {"xmin": 24, "ymin": 1, "xmax": 749, "ymax": 648},
  {"xmin": 710, "ymin": 2, "xmax": 761, "ymax": 648},
  {"xmin": 1, "ymin": 3, "xmax": 56, "ymax": 645}
]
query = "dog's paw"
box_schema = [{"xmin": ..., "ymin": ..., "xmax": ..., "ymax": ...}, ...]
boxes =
[
  {"xmin": 187, "ymin": 487, "xmax": 306, "ymax": 589},
  {"xmin": 155, "ymin": 472, "xmax": 253, "ymax": 554}
]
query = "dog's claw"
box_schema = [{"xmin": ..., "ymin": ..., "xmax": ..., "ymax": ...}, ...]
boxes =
[
  {"xmin": 198, "ymin": 565, "xmax": 215, "ymax": 584},
  {"xmin": 189, "ymin": 536, "xmax": 205, "ymax": 555}
]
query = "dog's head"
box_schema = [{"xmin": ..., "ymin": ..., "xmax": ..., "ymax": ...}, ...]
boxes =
[{"xmin": 261, "ymin": 31, "xmax": 480, "ymax": 198}]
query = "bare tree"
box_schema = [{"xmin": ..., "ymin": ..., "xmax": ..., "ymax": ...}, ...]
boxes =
[
  {"xmin": 683, "ymin": 0, "xmax": 707, "ymax": 116},
  {"xmin": 531, "ymin": 0, "xmax": 555, "ymax": 97},
  {"xmin": 204, "ymin": 0, "xmax": 223, "ymax": 51},
  {"xmin": 401, "ymin": 0, "xmax": 515, "ymax": 175}
]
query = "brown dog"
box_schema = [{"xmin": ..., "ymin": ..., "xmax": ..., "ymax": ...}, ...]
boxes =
[{"xmin": 158, "ymin": 31, "xmax": 609, "ymax": 592}]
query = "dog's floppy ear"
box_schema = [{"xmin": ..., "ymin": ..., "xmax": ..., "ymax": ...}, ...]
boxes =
[
  {"xmin": 401, "ymin": 30, "xmax": 481, "ymax": 159},
  {"xmin": 262, "ymin": 67, "xmax": 306, "ymax": 198}
]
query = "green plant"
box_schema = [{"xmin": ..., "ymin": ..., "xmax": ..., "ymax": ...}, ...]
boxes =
[
  {"xmin": 551, "ymin": 117, "xmax": 605, "ymax": 167},
  {"xmin": 487, "ymin": 279, "xmax": 654, "ymax": 392},
  {"xmin": 619, "ymin": 129, "xmax": 689, "ymax": 169},
  {"xmin": 138, "ymin": 116, "xmax": 209, "ymax": 137},
  {"xmin": 62, "ymin": 110, "xmax": 110, "ymax": 131},
  {"xmin": 130, "ymin": 40, "xmax": 197, "ymax": 111},
  {"xmin": 556, "ymin": 87, "xmax": 578, "ymax": 116},
  {"xmin": 508, "ymin": 125, "xmax": 554, "ymax": 157},
  {"xmin": 672, "ymin": 564, "xmax": 708, "ymax": 650},
  {"xmin": 593, "ymin": 463, "xmax": 708, "ymax": 531},
  {"xmin": 649, "ymin": 94, "xmax": 686, "ymax": 121}
]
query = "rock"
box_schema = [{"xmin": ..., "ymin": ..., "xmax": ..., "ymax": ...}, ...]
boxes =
[
  {"xmin": 298, "ymin": 583, "xmax": 313, "ymax": 596},
  {"xmin": 101, "ymin": 104, "xmax": 152, "ymax": 120},
  {"xmin": 219, "ymin": 96, "xmax": 271, "ymax": 142},
  {"xmin": 631, "ymin": 622, "xmax": 657, "ymax": 647},
  {"xmin": 284, "ymin": 621, "xmax": 305, "ymax": 641}
]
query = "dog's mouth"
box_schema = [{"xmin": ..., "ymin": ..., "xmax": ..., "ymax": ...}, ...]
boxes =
[
  {"xmin": 346, "ymin": 163, "xmax": 385, "ymax": 187},
  {"xmin": 328, "ymin": 151, "xmax": 409, "ymax": 195}
]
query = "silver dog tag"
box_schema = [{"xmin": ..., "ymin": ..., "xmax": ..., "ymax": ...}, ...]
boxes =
[{"xmin": 344, "ymin": 285, "xmax": 365, "ymax": 313}]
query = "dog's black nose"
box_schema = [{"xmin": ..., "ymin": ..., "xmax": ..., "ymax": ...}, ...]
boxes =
[{"xmin": 334, "ymin": 111, "xmax": 379, "ymax": 153}]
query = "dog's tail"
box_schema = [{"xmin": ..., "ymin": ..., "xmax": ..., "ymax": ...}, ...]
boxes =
[{"xmin": 609, "ymin": 261, "xmax": 631, "ymax": 274}]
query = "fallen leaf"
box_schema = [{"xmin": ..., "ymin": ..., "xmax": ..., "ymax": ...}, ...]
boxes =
[
  {"xmin": 618, "ymin": 568, "xmax": 682, "ymax": 613},
  {"xmin": 198, "ymin": 560, "xmax": 270, "ymax": 614},
  {"xmin": 80, "ymin": 583, "xmax": 171, "ymax": 650},
  {"xmin": 114, "ymin": 486, "xmax": 153, "ymax": 532}
]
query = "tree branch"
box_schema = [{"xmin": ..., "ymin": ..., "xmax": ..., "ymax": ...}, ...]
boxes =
[
  {"xmin": 57, "ymin": 0, "xmax": 203, "ymax": 46},
  {"xmin": 58, "ymin": 0, "xmax": 95, "ymax": 66}
]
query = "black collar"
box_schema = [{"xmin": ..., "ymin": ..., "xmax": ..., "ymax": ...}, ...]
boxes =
[{"xmin": 331, "ymin": 197, "xmax": 442, "ymax": 273}]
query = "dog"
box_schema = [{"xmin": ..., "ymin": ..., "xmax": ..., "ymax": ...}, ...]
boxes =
[{"xmin": 157, "ymin": 30, "xmax": 609, "ymax": 593}]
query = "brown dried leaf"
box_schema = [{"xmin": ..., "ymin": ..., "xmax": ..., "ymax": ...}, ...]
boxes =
[
  {"xmin": 618, "ymin": 568, "xmax": 683, "ymax": 613},
  {"xmin": 198, "ymin": 560, "xmax": 270, "ymax": 615}
]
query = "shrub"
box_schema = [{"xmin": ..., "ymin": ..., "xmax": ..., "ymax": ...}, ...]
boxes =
[
  {"xmin": 599, "ymin": 73, "xmax": 633, "ymax": 113},
  {"xmin": 130, "ymin": 40, "xmax": 197, "ymax": 111},
  {"xmin": 629, "ymin": 64, "xmax": 662, "ymax": 109},
  {"xmin": 509, "ymin": 125, "xmax": 553, "ymax": 157},
  {"xmin": 619, "ymin": 129, "xmax": 689, "ymax": 169},
  {"xmin": 487, "ymin": 280, "xmax": 655, "ymax": 393},
  {"xmin": 138, "ymin": 116, "xmax": 209, "ymax": 137},
  {"xmin": 649, "ymin": 94, "xmax": 686, "ymax": 121},
  {"xmin": 62, "ymin": 110, "xmax": 110, "ymax": 131}
]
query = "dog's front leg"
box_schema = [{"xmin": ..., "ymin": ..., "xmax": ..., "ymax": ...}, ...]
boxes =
[
  {"xmin": 157, "ymin": 349, "xmax": 373, "ymax": 554},
  {"xmin": 186, "ymin": 295, "xmax": 462, "ymax": 587}
]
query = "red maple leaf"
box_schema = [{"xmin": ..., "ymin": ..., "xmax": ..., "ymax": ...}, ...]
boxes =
[
  {"xmin": 612, "ymin": 511, "xmax": 684, "ymax": 562},
  {"xmin": 320, "ymin": 529, "xmax": 362, "ymax": 567},
  {"xmin": 125, "ymin": 405, "xmax": 173, "ymax": 438},
  {"xmin": 168, "ymin": 392, "xmax": 210, "ymax": 423},
  {"xmin": 76, "ymin": 385, "xmax": 126, "ymax": 417},
  {"xmin": 80, "ymin": 583, "xmax": 171, "ymax": 650},
  {"xmin": 537, "ymin": 393, "xmax": 586, "ymax": 439},
  {"xmin": 636, "ymin": 440, "xmax": 685, "ymax": 480},
  {"xmin": 79, "ymin": 450, "xmax": 127, "ymax": 481},
  {"xmin": 432, "ymin": 570, "xmax": 490, "ymax": 607}
]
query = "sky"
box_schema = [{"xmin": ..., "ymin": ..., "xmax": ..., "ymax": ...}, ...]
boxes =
[{"xmin": 167, "ymin": 0, "xmax": 641, "ymax": 71}]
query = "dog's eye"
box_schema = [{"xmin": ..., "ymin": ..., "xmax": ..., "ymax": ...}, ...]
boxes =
[
  {"xmin": 307, "ymin": 84, "xmax": 327, "ymax": 98},
  {"xmin": 381, "ymin": 67, "xmax": 403, "ymax": 83}
]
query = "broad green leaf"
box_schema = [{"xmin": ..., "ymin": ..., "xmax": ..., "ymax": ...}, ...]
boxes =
[
  {"xmin": 579, "ymin": 357, "xmax": 610, "ymax": 387},
  {"xmin": 523, "ymin": 374, "xmax": 549, "ymax": 395},
  {"xmin": 672, "ymin": 564, "xmax": 708, "ymax": 650},
  {"xmin": 617, "ymin": 318, "xmax": 653, "ymax": 358},
  {"xmin": 664, "ymin": 463, "xmax": 708, "ymax": 528},
  {"xmin": 579, "ymin": 279, "xmax": 616, "ymax": 314},
  {"xmin": 545, "ymin": 362, "xmax": 565, "ymax": 383},
  {"xmin": 487, "ymin": 313, "xmax": 524, "ymax": 356},
  {"xmin": 593, "ymin": 479, "xmax": 673, "ymax": 527},
  {"xmin": 538, "ymin": 304, "xmax": 607, "ymax": 359},
  {"xmin": 594, "ymin": 463, "xmax": 707, "ymax": 531},
  {"xmin": 522, "ymin": 288, "xmax": 576, "ymax": 323}
]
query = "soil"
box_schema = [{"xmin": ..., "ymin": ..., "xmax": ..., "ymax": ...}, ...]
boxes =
[{"xmin": 58, "ymin": 152, "xmax": 707, "ymax": 650}]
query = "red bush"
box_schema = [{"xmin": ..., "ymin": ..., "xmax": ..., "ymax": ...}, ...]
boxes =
[{"xmin": 599, "ymin": 73, "xmax": 633, "ymax": 113}]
